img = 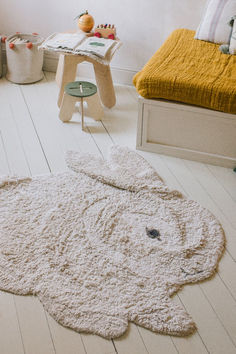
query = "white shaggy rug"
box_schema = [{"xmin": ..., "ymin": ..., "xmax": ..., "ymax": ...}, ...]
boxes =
[{"xmin": 0, "ymin": 146, "xmax": 224, "ymax": 338}]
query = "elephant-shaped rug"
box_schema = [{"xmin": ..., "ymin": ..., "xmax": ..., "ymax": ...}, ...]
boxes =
[{"xmin": 0, "ymin": 146, "xmax": 225, "ymax": 338}]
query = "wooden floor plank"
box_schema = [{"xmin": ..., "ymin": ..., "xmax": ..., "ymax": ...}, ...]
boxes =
[
  {"xmin": 185, "ymin": 160, "xmax": 236, "ymax": 230},
  {"xmin": 80, "ymin": 333, "xmax": 116, "ymax": 354},
  {"xmin": 113, "ymin": 323, "xmax": 148, "ymax": 354},
  {"xmin": 137, "ymin": 327, "xmax": 178, "ymax": 354},
  {"xmin": 207, "ymin": 164, "xmax": 236, "ymax": 203},
  {"xmin": 46, "ymin": 314, "xmax": 87, "ymax": 354},
  {"xmin": 86, "ymin": 120, "xmax": 113, "ymax": 158},
  {"xmin": 171, "ymin": 296, "xmax": 209, "ymax": 354},
  {"xmin": 0, "ymin": 79, "xmax": 49, "ymax": 175},
  {"xmin": 15, "ymin": 296, "xmax": 56, "ymax": 354},
  {"xmin": 171, "ymin": 331, "xmax": 208, "ymax": 354},
  {"xmin": 219, "ymin": 254, "xmax": 236, "ymax": 300},
  {"xmin": 0, "ymin": 91, "xmax": 30, "ymax": 175},
  {"xmin": 20, "ymin": 78, "xmax": 69, "ymax": 172},
  {"xmin": 180, "ymin": 285, "xmax": 236, "ymax": 354},
  {"xmin": 200, "ymin": 273, "xmax": 236, "ymax": 346},
  {"xmin": 0, "ymin": 291, "xmax": 25, "ymax": 354},
  {"xmin": 0, "ymin": 131, "xmax": 9, "ymax": 175},
  {"xmin": 101, "ymin": 85, "xmax": 137, "ymax": 150}
]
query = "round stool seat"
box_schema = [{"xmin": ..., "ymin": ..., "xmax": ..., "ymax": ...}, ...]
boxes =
[
  {"xmin": 65, "ymin": 81, "xmax": 97, "ymax": 98},
  {"xmin": 60, "ymin": 81, "xmax": 102, "ymax": 131}
]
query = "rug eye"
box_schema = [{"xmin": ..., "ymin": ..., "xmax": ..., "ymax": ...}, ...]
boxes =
[{"xmin": 146, "ymin": 228, "xmax": 161, "ymax": 240}]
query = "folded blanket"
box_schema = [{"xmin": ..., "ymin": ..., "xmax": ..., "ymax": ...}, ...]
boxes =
[{"xmin": 133, "ymin": 29, "xmax": 236, "ymax": 114}]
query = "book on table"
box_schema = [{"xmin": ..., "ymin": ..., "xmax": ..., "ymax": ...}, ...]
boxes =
[
  {"xmin": 42, "ymin": 33, "xmax": 116, "ymax": 58},
  {"xmin": 44, "ymin": 33, "xmax": 86, "ymax": 50},
  {"xmin": 74, "ymin": 37, "xmax": 115, "ymax": 58}
]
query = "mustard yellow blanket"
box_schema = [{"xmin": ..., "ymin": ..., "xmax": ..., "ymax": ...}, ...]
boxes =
[{"xmin": 133, "ymin": 29, "xmax": 236, "ymax": 114}]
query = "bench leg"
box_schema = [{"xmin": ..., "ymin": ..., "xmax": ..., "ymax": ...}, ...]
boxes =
[
  {"xmin": 59, "ymin": 93, "xmax": 78, "ymax": 122},
  {"xmin": 84, "ymin": 93, "xmax": 104, "ymax": 121}
]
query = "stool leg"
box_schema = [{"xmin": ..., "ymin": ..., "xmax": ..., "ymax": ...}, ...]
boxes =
[
  {"xmin": 59, "ymin": 93, "xmax": 77, "ymax": 122},
  {"xmin": 84, "ymin": 93, "xmax": 104, "ymax": 121},
  {"xmin": 81, "ymin": 97, "xmax": 84, "ymax": 131},
  {"xmin": 55, "ymin": 54, "xmax": 65, "ymax": 87},
  {"xmin": 56, "ymin": 55, "xmax": 79, "ymax": 108},
  {"xmin": 93, "ymin": 62, "xmax": 116, "ymax": 108}
]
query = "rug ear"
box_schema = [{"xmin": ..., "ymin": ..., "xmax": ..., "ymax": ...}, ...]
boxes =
[
  {"xmin": 66, "ymin": 146, "xmax": 166, "ymax": 192},
  {"xmin": 66, "ymin": 150, "xmax": 106, "ymax": 175},
  {"xmin": 108, "ymin": 146, "xmax": 163, "ymax": 182}
]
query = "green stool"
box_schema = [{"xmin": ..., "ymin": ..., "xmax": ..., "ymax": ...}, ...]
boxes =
[{"xmin": 59, "ymin": 81, "xmax": 104, "ymax": 130}]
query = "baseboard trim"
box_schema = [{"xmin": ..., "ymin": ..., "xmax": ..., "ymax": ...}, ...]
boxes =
[
  {"xmin": 1, "ymin": 48, "xmax": 137, "ymax": 85},
  {"xmin": 43, "ymin": 51, "xmax": 136, "ymax": 86}
]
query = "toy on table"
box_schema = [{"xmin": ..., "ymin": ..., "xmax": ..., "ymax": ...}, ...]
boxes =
[
  {"xmin": 75, "ymin": 10, "xmax": 94, "ymax": 33},
  {"xmin": 94, "ymin": 24, "xmax": 116, "ymax": 40}
]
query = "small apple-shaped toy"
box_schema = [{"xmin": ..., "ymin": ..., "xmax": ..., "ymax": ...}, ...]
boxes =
[{"xmin": 75, "ymin": 10, "xmax": 94, "ymax": 33}]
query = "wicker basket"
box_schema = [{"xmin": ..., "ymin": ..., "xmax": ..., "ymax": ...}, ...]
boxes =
[{"xmin": 6, "ymin": 33, "xmax": 44, "ymax": 84}]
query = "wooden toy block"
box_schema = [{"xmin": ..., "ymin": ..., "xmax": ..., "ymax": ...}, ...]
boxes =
[{"xmin": 94, "ymin": 27, "xmax": 116, "ymax": 39}]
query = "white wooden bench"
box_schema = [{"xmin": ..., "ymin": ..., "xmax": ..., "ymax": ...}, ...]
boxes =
[{"xmin": 137, "ymin": 96, "xmax": 236, "ymax": 168}]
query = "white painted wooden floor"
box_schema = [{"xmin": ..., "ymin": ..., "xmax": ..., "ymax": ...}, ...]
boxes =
[{"xmin": 0, "ymin": 71, "xmax": 236, "ymax": 354}]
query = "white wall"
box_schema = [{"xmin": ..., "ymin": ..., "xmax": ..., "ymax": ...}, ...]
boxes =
[{"xmin": 0, "ymin": 0, "xmax": 206, "ymax": 76}]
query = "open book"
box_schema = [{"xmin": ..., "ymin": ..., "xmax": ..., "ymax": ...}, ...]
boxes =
[
  {"xmin": 42, "ymin": 33, "xmax": 116, "ymax": 58},
  {"xmin": 44, "ymin": 33, "xmax": 86, "ymax": 51},
  {"xmin": 74, "ymin": 37, "xmax": 115, "ymax": 58}
]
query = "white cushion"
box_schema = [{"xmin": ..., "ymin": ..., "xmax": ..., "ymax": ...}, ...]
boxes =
[
  {"xmin": 195, "ymin": 0, "xmax": 236, "ymax": 44},
  {"xmin": 229, "ymin": 17, "xmax": 236, "ymax": 53}
]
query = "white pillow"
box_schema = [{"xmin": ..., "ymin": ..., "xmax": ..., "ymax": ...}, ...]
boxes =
[
  {"xmin": 229, "ymin": 16, "xmax": 236, "ymax": 53},
  {"xmin": 195, "ymin": 0, "xmax": 236, "ymax": 44}
]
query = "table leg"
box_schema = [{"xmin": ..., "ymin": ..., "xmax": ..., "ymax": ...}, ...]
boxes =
[
  {"xmin": 93, "ymin": 62, "xmax": 116, "ymax": 108},
  {"xmin": 56, "ymin": 54, "xmax": 78, "ymax": 108}
]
